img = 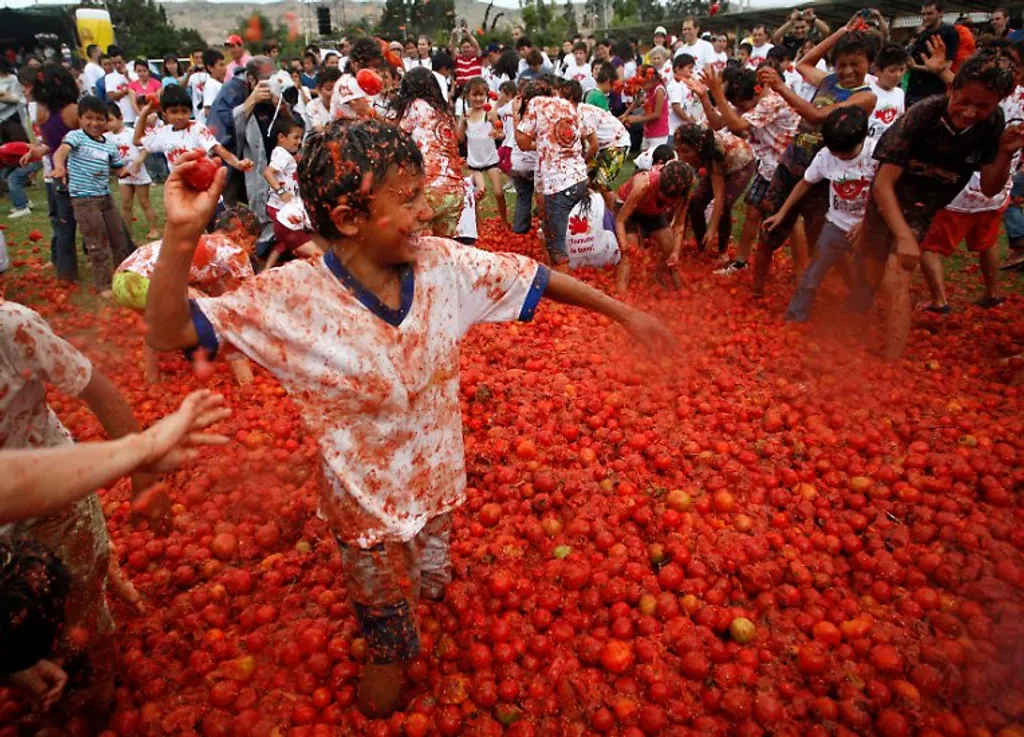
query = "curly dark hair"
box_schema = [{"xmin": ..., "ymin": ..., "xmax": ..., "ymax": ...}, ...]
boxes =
[
  {"xmin": 345, "ymin": 38, "xmax": 383, "ymax": 74},
  {"xmin": 34, "ymin": 63, "xmax": 80, "ymax": 110},
  {"xmin": 658, "ymin": 160, "xmax": 694, "ymax": 198},
  {"xmin": 297, "ymin": 119, "xmax": 423, "ymax": 239},
  {"xmin": 832, "ymin": 30, "xmax": 878, "ymax": 64},
  {"xmin": 0, "ymin": 540, "xmax": 70, "ymax": 677},
  {"xmin": 723, "ymin": 67, "xmax": 759, "ymax": 105},
  {"xmin": 518, "ymin": 77, "xmax": 553, "ymax": 118},
  {"xmin": 673, "ymin": 122, "xmax": 724, "ymax": 166},
  {"xmin": 492, "ymin": 49, "xmax": 520, "ymax": 81},
  {"xmin": 215, "ymin": 204, "xmax": 261, "ymax": 237},
  {"xmin": 953, "ymin": 48, "xmax": 1019, "ymax": 97}
]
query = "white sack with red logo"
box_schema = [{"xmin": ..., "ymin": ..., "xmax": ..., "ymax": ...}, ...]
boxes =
[{"xmin": 566, "ymin": 192, "xmax": 620, "ymax": 270}]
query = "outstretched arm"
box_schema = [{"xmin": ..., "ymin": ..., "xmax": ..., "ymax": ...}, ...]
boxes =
[
  {"xmin": 0, "ymin": 391, "xmax": 230, "ymax": 524},
  {"xmin": 543, "ymin": 270, "xmax": 675, "ymax": 351}
]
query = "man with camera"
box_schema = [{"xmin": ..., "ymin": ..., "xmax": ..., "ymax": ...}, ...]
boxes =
[{"xmin": 773, "ymin": 8, "xmax": 831, "ymax": 57}]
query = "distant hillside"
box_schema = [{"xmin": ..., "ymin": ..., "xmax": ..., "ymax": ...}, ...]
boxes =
[{"xmin": 158, "ymin": 0, "xmax": 540, "ymax": 46}]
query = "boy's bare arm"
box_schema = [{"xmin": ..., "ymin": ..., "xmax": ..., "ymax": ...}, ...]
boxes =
[
  {"xmin": 543, "ymin": 270, "xmax": 675, "ymax": 352},
  {"xmin": 147, "ymin": 151, "xmax": 226, "ymax": 350}
]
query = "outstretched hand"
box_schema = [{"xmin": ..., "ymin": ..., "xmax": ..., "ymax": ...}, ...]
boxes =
[
  {"xmin": 623, "ymin": 310, "xmax": 676, "ymax": 352},
  {"xmin": 922, "ymin": 36, "xmax": 950, "ymax": 74},
  {"xmin": 163, "ymin": 150, "xmax": 227, "ymax": 240},
  {"xmin": 137, "ymin": 390, "xmax": 232, "ymax": 475}
]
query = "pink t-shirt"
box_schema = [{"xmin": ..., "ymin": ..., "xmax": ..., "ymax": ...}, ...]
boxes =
[
  {"xmin": 643, "ymin": 83, "xmax": 670, "ymax": 139},
  {"xmin": 129, "ymin": 78, "xmax": 161, "ymax": 106}
]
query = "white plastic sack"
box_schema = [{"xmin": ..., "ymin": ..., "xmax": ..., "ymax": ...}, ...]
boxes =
[
  {"xmin": 455, "ymin": 177, "xmax": 478, "ymax": 242},
  {"xmin": 275, "ymin": 197, "xmax": 312, "ymax": 232},
  {"xmin": 0, "ymin": 230, "xmax": 8, "ymax": 273},
  {"xmin": 566, "ymin": 192, "xmax": 620, "ymax": 270}
]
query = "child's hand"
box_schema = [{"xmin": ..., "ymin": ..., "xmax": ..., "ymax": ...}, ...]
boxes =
[
  {"xmin": 700, "ymin": 69, "xmax": 723, "ymax": 97},
  {"xmin": 683, "ymin": 77, "xmax": 707, "ymax": 97},
  {"xmin": 623, "ymin": 310, "xmax": 676, "ymax": 352},
  {"xmin": 9, "ymin": 660, "xmax": 67, "ymax": 712},
  {"xmin": 757, "ymin": 67, "xmax": 784, "ymax": 91},
  {"xmin": 235, "ymin": 158, "xmax": 254, "ymax": 172},
  {"xmin": 762, "ymin": 213, "xmax": 781, "ymax": 232},
  {"xmin": 1000, "ymin": 124, "xmax": 1024, "ymax": 154},
  {"xmin": 137, "ymin": 390, "xmax": 231, "ymax": 473},
  {"xmin": 49, "ymin": 166, "xmax": 66, "ymax": 181},
  {"xmin": 894, "ymin": 232, "xmax": 921, "ymax": 272},
  {"xmin": 281, "ymin": 191, "xmax": 295, "ymax": 203},
  {"xmin": 116, "ymin": 167, "xmax": 132, "ymax": 179},
  {"xmin": 164, "ymin": 150, "xmax": 227, "ymax": 240}
]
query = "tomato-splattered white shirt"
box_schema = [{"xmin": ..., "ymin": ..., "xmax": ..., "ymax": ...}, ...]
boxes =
[
  {"xmin": 517, "ymin": 96, "xmax": 591, "ymax": 195},
  {"xmin": 105, "ymin": 128, "xmax": 152, "ymax": 186},
  {"xmin": 304, "ymin": 96, "xmax": 331, "ymax": 131},
  {"xmin": 117, "ymin": 235, "xmax": 254, "ymax": 295},
  {"xmin": 741, "ymin": 88, "xmax": 799, "ymax": 181},
  {"xmin": 267, "ymin": 146, "xmax": 300, "ymax": 211},
  {"xmin": 0, "ymin": 301, "xmax": 91, "ymax": 452},
  {"xmin": 398, "ymin": 99, "xmax": 465, "ymax": 196},
  {"xmin": 141, "ymin": 121, "xmax": 218, "ymax": 165},
  {"xmin": 330, "ymin": 73, "xmax": 370, "ymax": 121},
  {"xmin": 190, "ymin": 237, "xmax": 550, "ymax": 546}
]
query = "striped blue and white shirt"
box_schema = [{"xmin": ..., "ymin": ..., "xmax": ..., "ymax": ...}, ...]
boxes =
[{"xmin": 62, "ymin": 129, "xmax": 124, "ymax": 198}]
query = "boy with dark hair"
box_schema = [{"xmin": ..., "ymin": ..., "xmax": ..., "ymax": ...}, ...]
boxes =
[
  {"xmin": 763, "ymin": 106, "xmax": 877, "ymax": 321},
  {"xmin": 200, "ymin": 48, "xmax": 227, "ymax": 121},
  {"xmin": 667, "ymin": 54, "xmax": 702, "ymax": 133},
  {"xmin": 859, "ymin": 49, "xmax": 1024, "ymax": 358},
  {"xmin": 869, "ymin": 44, "xmax": 909, "ymax": 141},
  {"xmin": 135, "ymin": 84, "xmax": 251, "ymax": 172},
  {"xmin": 737, "ymin": 42, "xmax": 753, "ymax": 67},
  {"xmin": 751, "ymin": 21, "xmax": 879, "ymax": 296},
  {"xmin": 586, "ymin": 61, "xmax": 617, "ymax": 110},
  {"xmin": 145, "ymin": 123, "xmax": 672, "ymax": 718},
  {"xmin": 696, "ymin": 67, "xmax": 799, "ymax": 275},
  {"xmin": 917, "ymin": 50, "xmax": 1024, "ymax": 312},
  {"xmin": 50, "ymin": 95, "xmax": 133, "ymax": 294},
  {"xmin": 306, "ymin": 65, "xmax": 340, "ymax": 132}
]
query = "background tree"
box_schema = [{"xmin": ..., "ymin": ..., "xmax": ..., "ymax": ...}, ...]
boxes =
[
  {"xmin": 378, "ymin": 0, "xmax": 412, "ymax": 41},
  {"xmin": 102, "ymin": 0, "xmax": 207, "ymax": 58}
]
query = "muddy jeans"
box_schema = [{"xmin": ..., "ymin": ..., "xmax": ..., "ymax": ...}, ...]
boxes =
[
  {"xmin": 543, "ymin": 179, "xmax": 588, "ymax": 264},
  {"xmin": 71, "ymin": 195, "xmax": 132, "ymax": 290},
  {"xmin": 336, "ymin": 514, "xmax": 452, "ymax": 664}
]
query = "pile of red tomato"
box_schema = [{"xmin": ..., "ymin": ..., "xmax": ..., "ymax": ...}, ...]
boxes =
[{"xmin": 0, "ymin": 219, "xmax": 1022, "ymax": 737}]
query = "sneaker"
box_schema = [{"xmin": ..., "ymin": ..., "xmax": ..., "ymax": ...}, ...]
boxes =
[
  {"xmin": 715, "ymin": 260, "xmax": 747, "ymax": 276},
  {"xmin": 8, "ymin": 207, "xmax": 31, "ymax": 219}
]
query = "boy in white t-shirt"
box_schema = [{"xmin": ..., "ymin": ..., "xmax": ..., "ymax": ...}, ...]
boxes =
[
  {"xmin": 145, "ymin": 121, "xmax": 673, "ymax": 718},
  {"xmin": 560, "ymin": 41, "xmax": 596, "ymax": 92},
  {"xmin": 867, "ymin": 44, "xmax": 908, "ymax": 142},
  {"xmin": 666, "ymin": 54, "xmax": 704, "ymax": 134},
  {"xmin": 134, "ymin": 85, "xmax": 251, "ymax": 172},
  {"xmin": 263, "ymin": 118, "xmax": 318, "ymax": 269},
  {"xmin": 305, "ymin": 66, "xmax": 340, "ymax": 133},
  {"xmin": 763, "ymin": 107, "xmax": 877, "ymax": 322},
  {"xmin": 200, "ymin": 49, "xmax": 227, "ymax": 122}
]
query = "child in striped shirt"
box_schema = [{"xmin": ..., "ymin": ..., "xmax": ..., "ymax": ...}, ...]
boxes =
[{"xmin": 50, "ymin": 95, "xmax": 134, "ymax": 296}]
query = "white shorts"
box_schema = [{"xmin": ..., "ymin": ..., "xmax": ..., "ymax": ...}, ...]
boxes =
[
  {"xmin": 118, "ymin": 167, "xmax": 153, "ymax": 188},
  {"xmin": 641, "ymin": 135, "xmax": 669, "ymax": 151}
]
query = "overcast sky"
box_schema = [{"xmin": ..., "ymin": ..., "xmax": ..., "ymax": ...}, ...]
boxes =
[{"xmin": 1, "ymin": 0, "xmax": 797, "ymax": 11}]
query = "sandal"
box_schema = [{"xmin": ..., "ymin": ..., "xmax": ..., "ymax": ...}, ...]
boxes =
[
  {"xmin": 924, "ymin": 304, "xmax": 951, "ymax": 315},
  {"xmin": 975, "ymin": 296, "xmax": 1007, "ymax": 309},
  {"xmin": 1000, "ymin": 250, "xmax": 1024, "ymax": 270}
]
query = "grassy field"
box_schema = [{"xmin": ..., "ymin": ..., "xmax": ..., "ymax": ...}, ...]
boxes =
[{"xmin": 3, "ymin": 166, "xmax": 1022, "ymax": 304}]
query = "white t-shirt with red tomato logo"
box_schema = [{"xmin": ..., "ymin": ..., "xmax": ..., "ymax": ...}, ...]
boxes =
[
  {"xmin": 803, "ymin": 138, "xmax": 878, "ymax": 232},
  {"xmin": 868, "ymin": 83, "xmax": 905, "ymax": 141},
  {"xmin": 105, "ymin": 128, "xmax": 152, "ymax": 186},
  {"xmin": 141, "ymin": 121, "xmax": 218, "ymax": 166},
  {"xmin": 517, "ymin": 96, "xmax": 593, "ymax": 196}
]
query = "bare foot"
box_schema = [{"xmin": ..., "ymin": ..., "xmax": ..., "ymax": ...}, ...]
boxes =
[{"xmin": 358, "ymin": 662, "xmax": 404, "ymax": 718}]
